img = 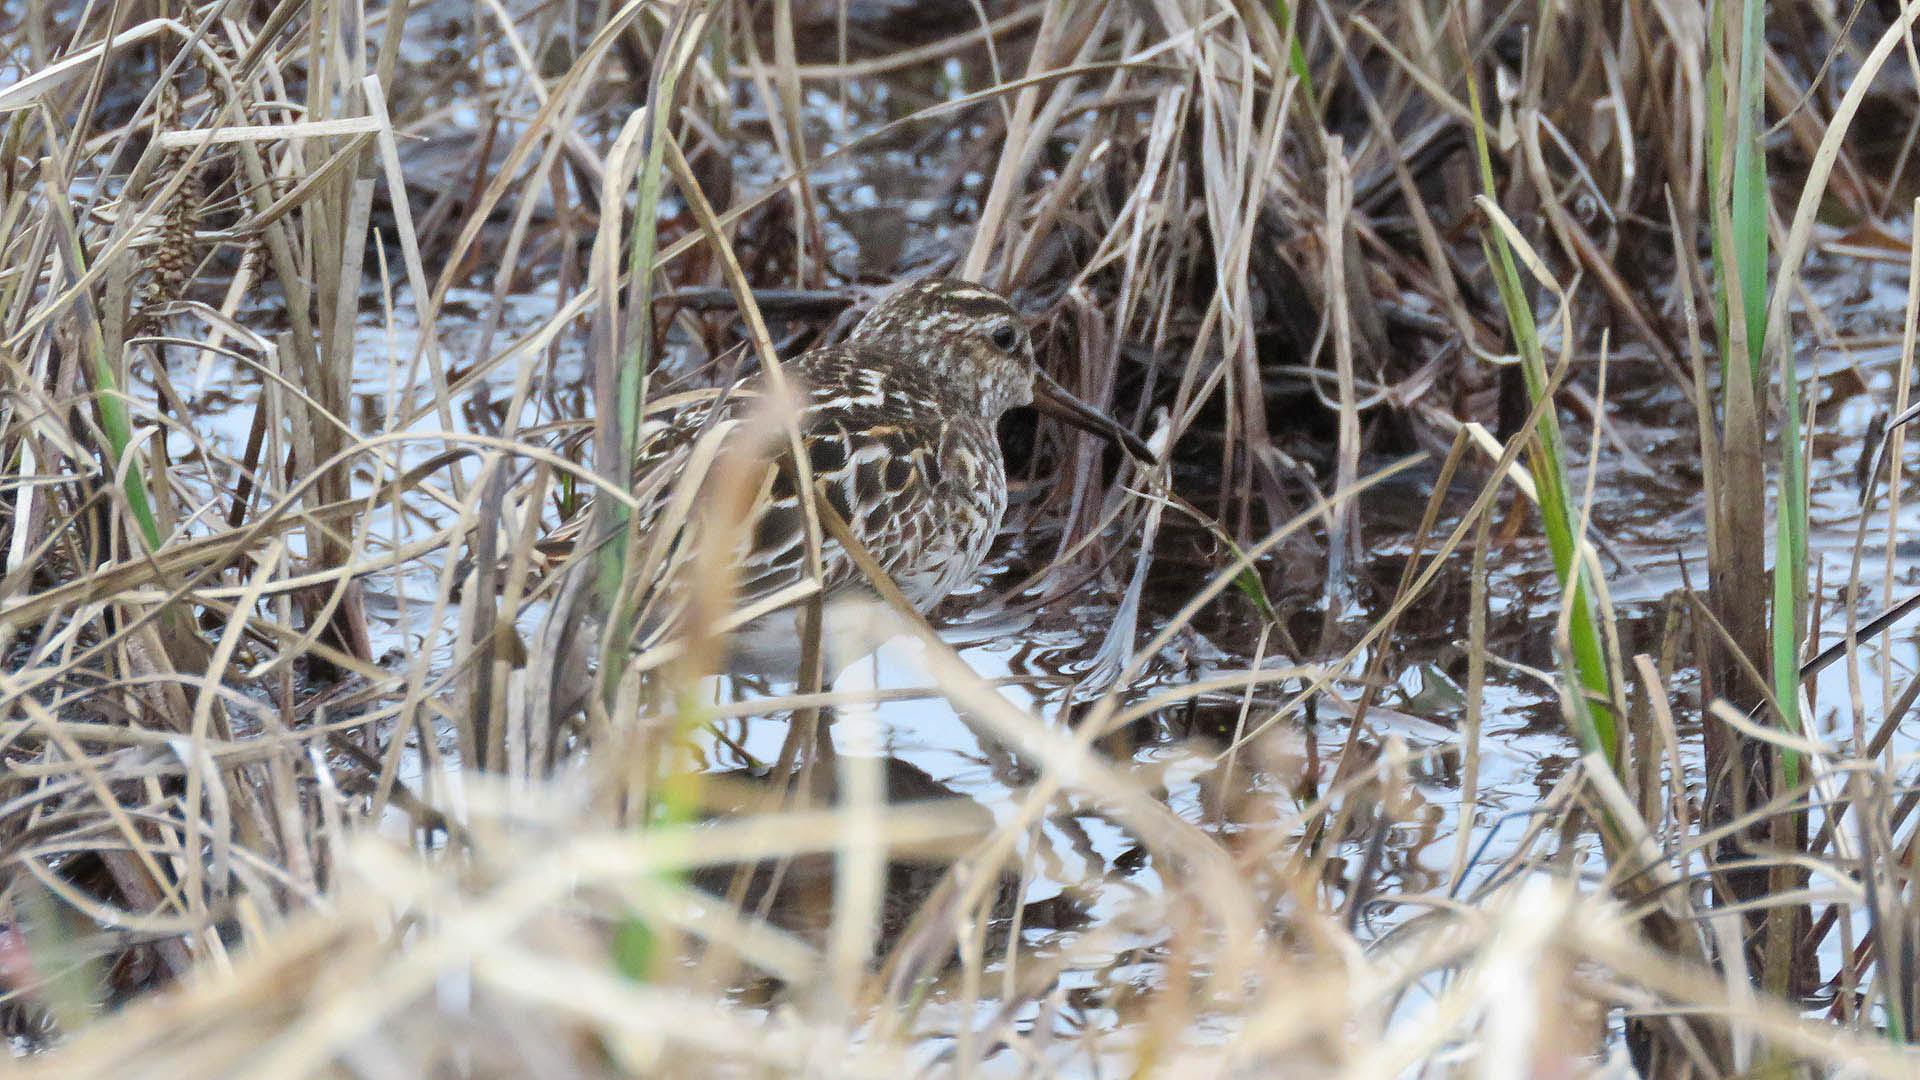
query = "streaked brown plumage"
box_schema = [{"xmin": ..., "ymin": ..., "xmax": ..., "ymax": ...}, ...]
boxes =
[{"xmin": 589, "ymin": 279, "xmax": 1145, "ymax": 679}]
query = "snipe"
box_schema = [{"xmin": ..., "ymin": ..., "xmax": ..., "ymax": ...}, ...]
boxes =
[{"xmin": 589, "ymin": 278, "xmax": 1148, "ymax": 679}]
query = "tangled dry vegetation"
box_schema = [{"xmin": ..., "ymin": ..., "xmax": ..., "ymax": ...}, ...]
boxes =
[{"xmin": 6, "ymin": 0, "xmax": 1920, "ymax": 1075}]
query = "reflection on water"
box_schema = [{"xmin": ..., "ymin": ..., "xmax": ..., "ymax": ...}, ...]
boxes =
[{"xmin": 691, "ymin": 751, "xmax": 1086, "ymax": 951}]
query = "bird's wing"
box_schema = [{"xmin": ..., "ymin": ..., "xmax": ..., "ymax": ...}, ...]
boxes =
[
  {"xmin": 610, "ymin": 354, "xmax": 950, "ymax": 628},
  {"xmin": 732, "ymin": 404, "xmax": 952, "ymax": 608}
]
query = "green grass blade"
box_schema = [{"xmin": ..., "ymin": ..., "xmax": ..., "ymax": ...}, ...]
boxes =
[
  {"xmin": 1268, "ymin": 1, "xmax": 1315, "ymax": 103},
  {"xmin": 93, "ymin": 363, "xmax": 164, "ymax": 550},
  {"xmin": 1461, "ymin": 58, "xmax": 1618, "ymax": 769}
]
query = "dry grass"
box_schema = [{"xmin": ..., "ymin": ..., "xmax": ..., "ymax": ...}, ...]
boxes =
[{"xmin": 5, "ymin": 0, "xmax": 1920, "ymax": 1075}]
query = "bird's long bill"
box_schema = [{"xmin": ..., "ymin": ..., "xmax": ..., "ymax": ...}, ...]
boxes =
[{"xmin": 1032, "ymin": 370, "xmax": 1156, "ymax": 464}]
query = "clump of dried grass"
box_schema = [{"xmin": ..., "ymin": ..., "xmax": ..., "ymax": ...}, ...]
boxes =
[{"xmin": 5, "ymin": 0, "xmax": 1920, "ymax": 1075}]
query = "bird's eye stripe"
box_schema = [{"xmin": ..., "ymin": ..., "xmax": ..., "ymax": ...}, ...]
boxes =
[
  {"xmin": 941, "ymin": 287, "xmax": 1000, "ymax": 303},
  {"xmin": 941, "ymin": 296, "xmax": 1018, "ymax": 320}
]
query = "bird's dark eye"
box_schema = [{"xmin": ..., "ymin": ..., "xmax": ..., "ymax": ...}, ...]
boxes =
[{"xmin": 989, "ymin": 322, "xmax": 1020, "ymax": 352}]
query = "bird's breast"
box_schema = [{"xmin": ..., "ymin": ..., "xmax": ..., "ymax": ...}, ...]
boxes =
[{"xmin": 882, "ymin": 420, "xmax": 1006, "ymax": 610}]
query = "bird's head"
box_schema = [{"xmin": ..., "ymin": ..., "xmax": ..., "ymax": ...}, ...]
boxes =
[{"xmin": 848, "ymin": 279, "xmax": 1152, "ymax": 461}]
